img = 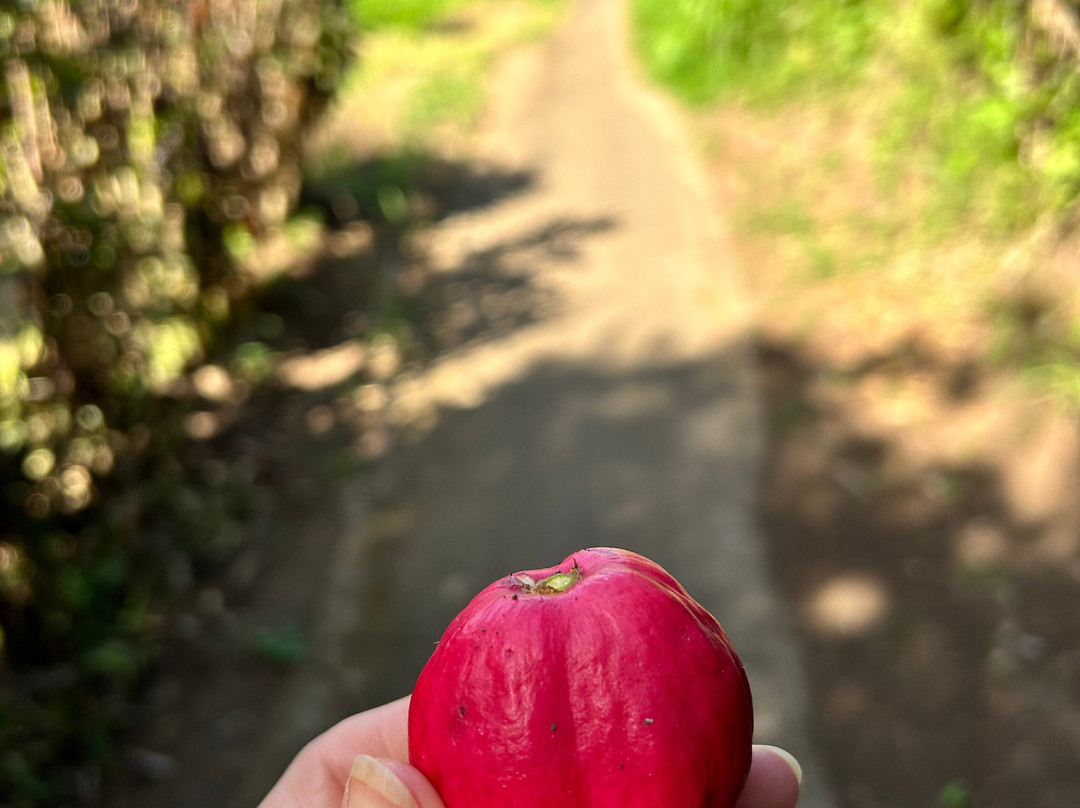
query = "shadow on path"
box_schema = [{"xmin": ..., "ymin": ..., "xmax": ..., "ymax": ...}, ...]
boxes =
[
  {"xmin": 105, "ymin": 155, "xmax": 625, "ymax": 808},
  {"xmin": 355, "ymin": 349, "xmax": 761, "ymax": 707},
  {"xmin": 756, "ymin": 337, "xmax": 1080, "ymax": 808}
]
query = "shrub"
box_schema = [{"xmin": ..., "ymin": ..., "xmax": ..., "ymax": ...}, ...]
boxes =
[{"xmin": 0, "ymin": 0, "xmax": 349, "ymax": 804}]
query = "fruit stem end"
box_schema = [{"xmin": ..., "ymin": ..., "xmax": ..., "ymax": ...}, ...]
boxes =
[{"xmin": 511, "ymin": 563, "xmax": 582, "ymax": 595}]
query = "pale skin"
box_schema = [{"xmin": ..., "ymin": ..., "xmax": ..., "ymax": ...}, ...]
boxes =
[{"xmin": 258, "ymin": 695, "xmax": 801, "ymax": 808}]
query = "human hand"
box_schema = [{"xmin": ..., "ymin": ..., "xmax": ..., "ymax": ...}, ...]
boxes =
[{"xmin": 258, "ymin": 695, "xmax": 801, "ymax": 808}]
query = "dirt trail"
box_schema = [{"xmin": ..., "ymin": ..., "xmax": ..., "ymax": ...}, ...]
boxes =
[
  {"xmin": 119, "ymin": 1, "xmax": 837, "ymax": 805},
  {"xmin": 277, "ymin": 0, "xmax": 836, "ymax": 800}
]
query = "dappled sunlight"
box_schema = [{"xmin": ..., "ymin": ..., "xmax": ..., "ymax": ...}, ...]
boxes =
[
  {"xmin": 183, "ymin": 410, "xmax": 223, "ymax": 441},
  {"xmin": 275, "ymin": 341, "xmax": 369, "ymax": 391},
  {"xmin": 804, "ymin": 574, "xmax": 890, "ymax": 638},
  {"xmin": 954, "ymin": 519, "xmax": 1010, "ymax": 570},
  {"xmin": 591, "ymin": 381, "xmax": 674, "ymax": 419},
  {"xmin": 192, "ymin": 365, "xmax": 239, "ymax": 403},
  {"xmin": 757, "ymin": 335, "xmax": 1080, "ymax": 807},
  {"xmin": 351, "ymin": 345, "xmax": 772, "ymax": 709}
]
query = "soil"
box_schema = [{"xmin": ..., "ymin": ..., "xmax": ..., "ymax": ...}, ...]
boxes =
[
  {"xmin": 709, "ymin": 107, "xmax": 1080, "ymax": 807},
  {"xmin": 755, "ymin": 335, "xmax": 1080, "ymax": 808}
]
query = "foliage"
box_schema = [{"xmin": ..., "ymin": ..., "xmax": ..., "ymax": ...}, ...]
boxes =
[
  {"xmin": 632, "ymin": 0, "xmax": 882, "ymax": 105},
  {"xmin": 632, "ymin": 0, "xmax": 1080, "ymax": 229},
  {"xmin": 347, "ymin": 0, "xmax": 561, "ymax": 32},
  {"xmin": 0, "ymin": 0, "xmax": 349, "ymax": 804},
  {"xmin": 350, "ymin": 0, "xmax": 464, "ymax": 30},
  {"xmin": 252, "ymin": 622, "xmax": 307, "ymax": 666}
]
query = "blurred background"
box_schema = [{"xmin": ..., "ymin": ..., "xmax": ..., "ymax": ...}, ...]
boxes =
[{"xmin": 3, "ymin": 0, "xmax": 1080, "ymax": 807}]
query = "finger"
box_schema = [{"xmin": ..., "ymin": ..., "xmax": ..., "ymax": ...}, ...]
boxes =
[
  {"xmin": 342, "ymin": 756, "xmax": 446, "ymax": 808},
  {"xmin": 259, "ymin": 695, "xmax": 413, "ymax": 808},
  {"xmin": 735, "ymin": 745, "xmax": 802, "ymax": 808},
  {"xmin": 314, "ymin": 695, "xmax": 413, "ymax": 781}
]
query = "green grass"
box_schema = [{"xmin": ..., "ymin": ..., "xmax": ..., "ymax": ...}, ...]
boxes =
[
  {"xmin": 632, "ymin": 0, "xmax": 1080, "ymax": 233},
  {"xmin": 632, "ymin": 0, "xmax": 882, "ymax": 106},
  {"xmin": 634, "ymin": 0, "xmax": 1080, "ymax": 417},
  {"xmin": 349, "ymin": 0, "xmax": 466, "ymax": 30},
  {"xmin": 252, "ymin": 623, "xmax": 307, "ymax": 666},
  {"xmin": 319, "ymin": 0, "xmax": 564, "ymax": 157},
  {"xmin": 742, "ymin": 198, "xmax": 814, "ymax": 237},
  {"xmin": 403, "ymin": 65, "xmax": 487, "ymax": 135},
  {"xmin": 986, "ymin": 290, "xmax": 1080, "ymax": 407}
]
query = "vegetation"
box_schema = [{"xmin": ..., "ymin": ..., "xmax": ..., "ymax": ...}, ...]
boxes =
[
  {"xmin": 632, "ymin": 0, "xmax": 1080, "ymax": 403},
  {"xmin": 350, "ymin": 0, "xmax": 467, "ymax": 29},
  {"xmin": 634, "ymin": 0, "xmax": 1080, "ymax": 230},
  {"xmin": 631, "ymin": 4, "xmax": 1080, "ymax": 805},
  {"xmin": 0, "ymin": 0, "xmax": 349, "ymax": 804},
  {"xmin": 0, "ymin": 0, "xmax": 562, "ymax": 803}
]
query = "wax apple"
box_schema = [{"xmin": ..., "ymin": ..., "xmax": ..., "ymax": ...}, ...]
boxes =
[{"xmin": 409, "ymin": 547, "xmax": 753, "ymax": 808}]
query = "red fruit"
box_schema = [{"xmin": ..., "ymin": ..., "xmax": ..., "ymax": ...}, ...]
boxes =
[{"xmin": 408, "ymin": 547, "xmax": 753, "ymax": 808}]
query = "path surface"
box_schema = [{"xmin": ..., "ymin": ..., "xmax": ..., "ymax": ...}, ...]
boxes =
[{"xmin": 238, "ymin": 0, "xmax": 834, "ymax": 804}]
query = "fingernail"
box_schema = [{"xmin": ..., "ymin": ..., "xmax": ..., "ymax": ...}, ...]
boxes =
[
  {"xmin": 346, "ymin": 755, "xmax": 419, "ymax": 808},
  {"xmin": 757, "ymin": 745, "xmax": 803, "ymax": 785}
]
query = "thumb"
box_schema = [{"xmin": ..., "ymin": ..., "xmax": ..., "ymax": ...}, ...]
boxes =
[{"xmin": 342, "ymin": 755, "xmax": 446, "ymax": 808}]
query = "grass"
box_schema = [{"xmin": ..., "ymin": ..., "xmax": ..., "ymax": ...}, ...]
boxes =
[
  {"xmin": 632, "ymin": 0, "xmax": 1080, "ymax": 409},
  {"xmin": 309, "ymin": 0, "xmax": 563, "ymax": 182},
  {"xmin": 349, "ymin": 0, "xmax": 467, "ymax": 30},
  {"xmin": 633, "ymin": 0, "xmax": 1080, "ymax": 232},
  {"xmin": 632, "ymin": 0, "xmax": 881, "ymax": 106},
  {"xmin": 299, "ymin": 0, "xmax": 566, "ymax": 374}
]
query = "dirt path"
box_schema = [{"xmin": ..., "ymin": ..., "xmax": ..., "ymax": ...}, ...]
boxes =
[
  {"xmin": 276, "ymin": 0, "xmax": 836, "ymax": 800},
  {"xmin": 117, "ymin": 1, "xmax": 836, "ymax": 805}
]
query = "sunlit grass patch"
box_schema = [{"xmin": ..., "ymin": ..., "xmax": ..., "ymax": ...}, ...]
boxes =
[
  {"xmin": 633, "ymin": 0, "xmax": 1080, "ymax": 232},
  {"xmin": 631, "ymin": 0, "xmax": 881, "ymax": 106},
  {"xmin": 634, "ymin": 0, "xmax": 1080, "ymax": 410},
  {"xmin": 349, "ymin": 0, "xmax": 467, "ymax": 30},
  {"xmin": 316, "ymin": 0, "xmax": 563, "ymax": 161}
]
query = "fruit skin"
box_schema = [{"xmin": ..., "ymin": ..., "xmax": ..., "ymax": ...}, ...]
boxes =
[{"xmin": 408, "ymin": 547, "xmax": 753, "ymax": 808}]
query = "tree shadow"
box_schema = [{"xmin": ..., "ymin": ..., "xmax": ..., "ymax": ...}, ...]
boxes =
[
  {"xmin": 104, "ymin": 154, "xmax": 620, "ymax": 807},
  {"xmin": 754, "ymin": 336, "xmax": 1080, "ymax": 808},
  {"xmin": 412, "ymin": 216, "xmax": 616, "ymax": 354},
  {"xmin": 215, "ymin": 339, "xmax": 776, "ymax": 808}
]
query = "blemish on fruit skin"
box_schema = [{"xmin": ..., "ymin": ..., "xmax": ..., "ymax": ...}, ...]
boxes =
[
  {"xmin": 459, "ymin": 705, "xmax": 466, "ymax": 717},
  {"xmin": 643, "ymin": 718, "xmax": 654, "ymax": 726},
  {"xmin": 551, "ymin": 723, "xmax": 557, "ymax": 732}
]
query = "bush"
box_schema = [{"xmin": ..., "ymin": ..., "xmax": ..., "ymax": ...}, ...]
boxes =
[{"xmin": 0, "ymin": 0, "xmax": 349, "ymax": 804}]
